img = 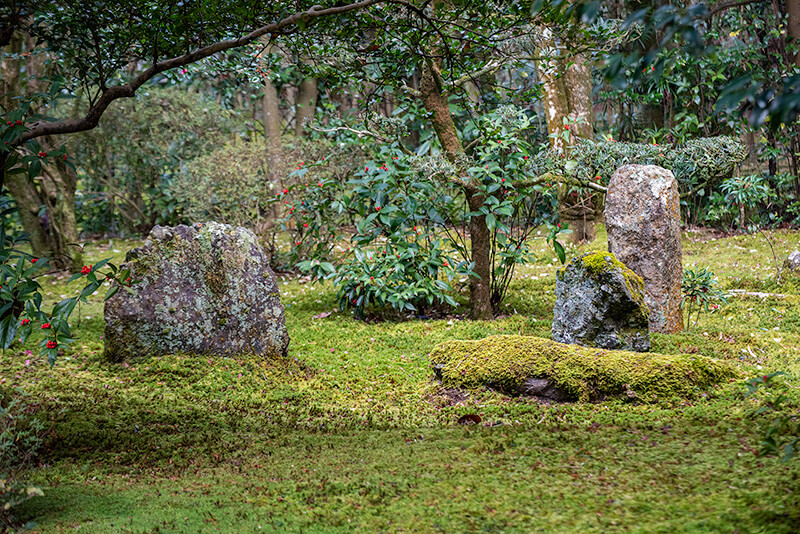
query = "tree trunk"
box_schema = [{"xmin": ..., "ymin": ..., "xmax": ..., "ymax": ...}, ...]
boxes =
[
  {"xmin": 787, "ymin": 0, "xmax": 800, "ymax": 69},
  {"xmin": 467, "ymin": 192, "xmax": 493, "ymax": 319},
  {"xmin": 420, "ymin": 57, "xmax": 493, "ymax": 319},
  {"xmin": 294, "ymin": 65, "xmax": 318, "ymax": 137},
  {"xmin": 1, "ymin": 30, "xmax": 81, "ymax": 270},
  {"xmin": 5, "ymin": 152, "xmax": 82, "ymax": 271},
  {"xmin": 536, "ymin": 33, "xmax": 597, "ymax": 243},
  {"xmin": 263, "ymin": 79, "xmax": 282, "ymax": 152}
]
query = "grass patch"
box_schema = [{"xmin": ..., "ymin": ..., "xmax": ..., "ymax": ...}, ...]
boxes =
[{"xmin": 1, "ymin": 228, "xmax": 798, "ymax": 533}]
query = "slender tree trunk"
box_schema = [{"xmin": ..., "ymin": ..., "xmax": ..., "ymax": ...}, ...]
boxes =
[
  {"xmin": 420, "ymin": 57, "xmax": 493, "ymax": 319},
  {"xmin": 467, "ymin": 192, "xmax": 493, "ymax": 319},
  {"xmin": 294, "ymin": 58, "xmax": 318, "ymax": 137},
  {"xmin": 1, "ymin": 30, "xmax": 81, "ymax": 270},
  {"xmin": 536, "ymin": 33, "xmax": 596, "ymax": 243},
  {"xmin": 787, "ymin": 0, "xmax": 800, "ymax": 69},
  {"xmin": 562, "ymin": 52, "xmax": 596, "ymax": 242},
  {"xmin": 4, "ymin": 152, "xmax": 81, "ymax": 270},
  {"xmin": 263, "ymin": 80, "xmax": 282, "ymax": 152}
]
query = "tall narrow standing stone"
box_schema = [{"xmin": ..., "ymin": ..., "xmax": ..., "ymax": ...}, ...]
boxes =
[{"xmin": 605, "ymin": 165, "xmax": 683, "ymax": 333}]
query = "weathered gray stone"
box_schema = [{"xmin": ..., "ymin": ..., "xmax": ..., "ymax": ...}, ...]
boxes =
[
  {"xmin": 605, "ymin": 164, "xmax": 683, "ymax": 333},
  {"xmin": 552, "ymin": 252, "xmax": 650, "ymax": 352},
  {"xmin": 785, "ymin": 250, "xmax": 800, "ymax": 271},
  {"xmin": 104, "ymin": 222, "xmax": 289, "ymax": 361}
]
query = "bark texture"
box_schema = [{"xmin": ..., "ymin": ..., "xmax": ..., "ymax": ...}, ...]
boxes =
[
  {"xmin": 536, "ymin": 31, "xmax": 597, "ymax": 243},
  {"xmin": 294, "ymin": 57, "xmax": 318, "ymax": 137},
  {"xmin": 419, "ymin": 57, "xmax": 492, "ymax": 320},
  {"xmin": 1, "ymin": 31, "xmax": 82, "ymax": 270}
]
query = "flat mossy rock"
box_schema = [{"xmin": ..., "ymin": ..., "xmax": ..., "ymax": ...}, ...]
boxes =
[
  {"xmin": 553, "ymin": 251, "xmax": 650, "ymax": 352},
  {"xmin": 103, "ymin": 222, "xmax": 289, "ymax": 361},
  {"xmin": 430, "ymin": 335, "xmax": 739, "ymax": 402}
]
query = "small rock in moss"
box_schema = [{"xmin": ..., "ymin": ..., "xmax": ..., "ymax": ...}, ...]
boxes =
[{"xmin": 553, "ymin": 251, "xmax": 650, "ymax": 352}]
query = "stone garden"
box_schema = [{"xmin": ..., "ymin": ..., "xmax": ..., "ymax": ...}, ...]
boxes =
[{"xmin": 2, "ymin": 3, "xmax": 800, "ymax": 532}]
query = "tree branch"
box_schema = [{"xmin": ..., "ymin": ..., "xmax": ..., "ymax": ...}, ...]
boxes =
[
  {"xmin": 513, "ymin": 172, "xmax": 608, "ymax": 193},
  {"xmin": 17, "ymin": 0, "xmax": 381, "ymax": 145},
  {"xmin": 449, "ymin": 59, "xmax": 503, "ymax": 89},
  {"xmin": 705, "ymin": 0, "xmax": 767, "ymax": 18},
  {"xmin": 306, "ymin": 124, "xmax": 390, "ymax": 143}
]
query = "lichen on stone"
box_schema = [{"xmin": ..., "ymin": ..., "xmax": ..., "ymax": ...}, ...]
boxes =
[
  {"xmin": 553, "ymin": 252, "xmax": 650, "ymax": 352},
  {"xmin": 104, "ymin": 222, "xmax": 289, "ymax": 361},
  {"xmin": 430, "ymin": 335, "xmax": 739, "ymax": 402}
]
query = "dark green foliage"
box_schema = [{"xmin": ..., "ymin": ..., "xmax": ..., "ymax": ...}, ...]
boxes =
[
  {"xmin": 74, "ymin": 87, "xmax": 235, "ymax": 234},
  {"xmin": 745, "ymin": 372, "xmax": 800, "ymax": 462}
]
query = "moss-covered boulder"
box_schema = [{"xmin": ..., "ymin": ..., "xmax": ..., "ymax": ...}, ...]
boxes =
[
  {"xmin": 430, "ymin": 335, "xmax": 739, "ymax": 402},
  {"xmin": 103, "ymin": 222, "xmax": 289, "ymax": 361},
  {"xmin": 553, "ymin": 251, "xmax": 650, "ymax": 352}
]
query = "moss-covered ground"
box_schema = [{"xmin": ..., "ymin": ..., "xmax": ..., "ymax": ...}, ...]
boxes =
[{"xmin": 3, "ymin": 227, "xmax": 800, "ymax": 533}]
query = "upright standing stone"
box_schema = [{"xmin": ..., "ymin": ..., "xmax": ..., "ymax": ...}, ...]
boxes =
[
  {"xmin": 104, "ymin": 222, "xmax": 289, "ymax": 361},
  {"xmin": 605, "ymin": 165, "xmax": 683, "ymax": 333}
]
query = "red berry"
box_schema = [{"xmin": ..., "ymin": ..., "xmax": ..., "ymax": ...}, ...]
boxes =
[
  {"xmin": 38, "ymin": 151, "xmax": 47, "ymax": 157},
  {"xmin": 282, "ymin": 188, "xmax": 289, "ymax": 194},
  {"xmin": 21, "ymin": 319, "xmax": 30, "ymax": 326},
  {"xmin": 46, "ymin": 340, "xmax": 58, "ymax": 349},
  {"xmin": 31, "ymin": 258, "xmax": 38, "ymax": 263},
  {"xmin": 41, "ymin": 323, "xmax": 51, "ymax": 329}
]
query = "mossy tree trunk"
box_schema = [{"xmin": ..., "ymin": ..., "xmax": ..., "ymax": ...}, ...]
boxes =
[
  {"xmin": 1, "ymin": 31, "xmax": 82, "ymax": 270},
  {"xmin": 294, "ymin": 57, "xmax": 318, "ymax": 138},
  {"xmin": 263, "ymin": 80, "xmax": 282, "ymax": 153},
  {"xmin": 419, "ymin": 56, "xmax": 493, "ymax": 320},
  {"xmin": 5, "ymin": 146, "xmax": 82, "ymax": 271},
  {"xmin": 536, "ymin": 31, "xmax": 597, "ymax": 244}
]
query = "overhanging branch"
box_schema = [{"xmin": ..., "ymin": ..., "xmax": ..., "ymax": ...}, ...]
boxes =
[{"xmin": 17, "ymin": 0, "xmax": 382, "ymax": 145}]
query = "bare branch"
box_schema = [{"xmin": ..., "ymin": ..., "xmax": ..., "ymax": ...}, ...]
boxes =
[
  {"xmin": 449, "ymin": 60, "xmax": 503, "ymax": 89},
  {"xmin": 306, "ymin": 124, "xmax": 391, "ymax": 143},
  {"xmin": 17, "ymin": 0, "xmax": 382, "ymax": 145},
  {"xmin": 400, "ymin": 83, "xmax": 421, "ymax": 98},
  {"xmin": 514, "ymin": 172, "xmax": 608, "ymax": 193},
  {"xmin": 706, "ymin": 0, "xmax": 767, "ymax": 18}
]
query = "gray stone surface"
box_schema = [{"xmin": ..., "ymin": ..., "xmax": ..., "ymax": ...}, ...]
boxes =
[
  {"xmin": 104, "ymin": 222, "xmax": 289, "ymax": 361},
  {"xmin": 605, "ymin": 164, "xmax": 683, "ymax": 333},
  {"xmin": 785, "ymin": 250, "xmax": 800, "ymax": 271},
  {"xmin": 552, "ymin": 252, "xmax": 650, "ymax": 352}
]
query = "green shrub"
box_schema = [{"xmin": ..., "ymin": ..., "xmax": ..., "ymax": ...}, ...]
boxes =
[
  {"xmin": 297, "ymin": 107, "xmax": 557, "ymax": 317},
  {"xmin": 179, "ymin": 137, "xmax": 359, "ymax": 267},
  {"xmin": 74, "ymin": 86, "xmax": 236, "ymax": 234},
  {"xmin": 681, "ymin": 266, "xmax": 728, "ymax": 331}
]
